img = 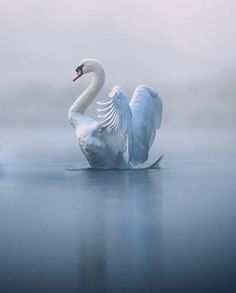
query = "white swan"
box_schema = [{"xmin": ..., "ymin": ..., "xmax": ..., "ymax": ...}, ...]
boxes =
[{"xmin": 68, "ymin": 58, "xmax": 163, "ymax": 169}]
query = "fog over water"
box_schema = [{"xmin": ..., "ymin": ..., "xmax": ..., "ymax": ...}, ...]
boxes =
[
  {"xmin": 1, "ymin": 0, "xmax": 236, "ymax": 159},
  {"xmin": 0, "ymin": 1, "xmax": 236, "ymax": 293},
  {"xmin": 1, "ymin": 0, "xmax": 236, "ymax": 86}
]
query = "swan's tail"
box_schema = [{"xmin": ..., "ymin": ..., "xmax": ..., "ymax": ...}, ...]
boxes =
[{"xmin": 147, "ymin": 154, "xmax": 164, "ymax": 169}]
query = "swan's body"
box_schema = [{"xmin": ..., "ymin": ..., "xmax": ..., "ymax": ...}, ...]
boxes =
[{"xmin": 69, "ymin": 59, "xmax": 162, "ymax": 169}]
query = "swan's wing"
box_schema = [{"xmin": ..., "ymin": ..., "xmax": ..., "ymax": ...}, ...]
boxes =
[
  {"xmin": 97, "ymin": 86, "xmax": 133, "ymax": 162},
  {"xmin": 129, "ymin": 84, "xmax": 163, "ymax": 164}
]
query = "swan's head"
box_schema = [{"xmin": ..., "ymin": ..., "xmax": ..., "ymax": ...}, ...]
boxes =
[{"xmin": 73, "ymin": 58, "xmax": 104, "ymax": 82}]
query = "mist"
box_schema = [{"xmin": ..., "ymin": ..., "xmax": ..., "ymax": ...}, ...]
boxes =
[
  {"xmin": 1, "ymin": 2, "xmax": 236, "ymax": 293},
  {"xmin": 1, "ymin": 0, "xmax": 236, "ymax": 85}
]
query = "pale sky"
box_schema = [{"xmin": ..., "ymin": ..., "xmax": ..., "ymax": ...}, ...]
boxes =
[{"xmin": 1, "ymin": 0, "xmax": 236, "ymax": 89}]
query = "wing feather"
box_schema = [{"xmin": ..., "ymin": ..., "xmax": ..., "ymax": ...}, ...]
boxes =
[
  {"xmin": 97, "ymin": 86, "xmax": 133, "ymax": 162},
  {"xmin": 129, "ymin": 84, "xmax": 163, "ymax": 164}
]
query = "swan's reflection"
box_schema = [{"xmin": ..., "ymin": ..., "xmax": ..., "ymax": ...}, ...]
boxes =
[{"xmin": 67, "ymin": 169, "xmax": 163, "ymax": 292}]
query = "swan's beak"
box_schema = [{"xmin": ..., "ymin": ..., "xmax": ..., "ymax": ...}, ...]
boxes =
[
  {"xmin": 73, "ymin": 71, "xmax": 82, "ymax": 82},
  {"xmin": 73, "ymin": 64, "xmax": 84, "ymax": 82}
]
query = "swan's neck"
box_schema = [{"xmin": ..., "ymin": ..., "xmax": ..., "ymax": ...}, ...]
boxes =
[{"xmin": 70, "ymin": 66, "xmax": 105, "ymax": 114}]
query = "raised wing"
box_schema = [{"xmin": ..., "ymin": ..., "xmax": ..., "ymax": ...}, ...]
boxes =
[
  {"xmin": 129, "ymin": 84, "xmax": 162, "ymax": 164},
  {"xmin": 97, "ymin": 86, "xmax": 133, "ymax": 162}
]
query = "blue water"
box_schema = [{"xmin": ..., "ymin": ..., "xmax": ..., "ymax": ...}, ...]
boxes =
[{"xmin": 0, "ymin": 158, "xmax": 236, "ymax": 293}]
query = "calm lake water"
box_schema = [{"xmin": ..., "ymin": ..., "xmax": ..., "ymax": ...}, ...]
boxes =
[{"xmin": 0, "ymin": 156, "xmax": 236, "ymax": 293}]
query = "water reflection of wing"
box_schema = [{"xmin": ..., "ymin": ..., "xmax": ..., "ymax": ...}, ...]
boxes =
[{"xmin": 68, "ymin": 170, "xmax": 163, "ymax": 292}]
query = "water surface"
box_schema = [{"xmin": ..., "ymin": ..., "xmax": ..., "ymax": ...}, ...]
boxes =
[{"xmin": 0, "ymin": 158, "xmax": 236, "ymax": 293}]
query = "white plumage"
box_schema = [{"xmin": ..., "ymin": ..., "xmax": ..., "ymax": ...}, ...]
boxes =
[{"xmin": 69, "ymin": 58, "xmax": 163, "ymax": 169}]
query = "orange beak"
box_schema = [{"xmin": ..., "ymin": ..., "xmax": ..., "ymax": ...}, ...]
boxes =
[{"xmin": 73, "ymin": 70, "xmax": 82, "ymax": 82}]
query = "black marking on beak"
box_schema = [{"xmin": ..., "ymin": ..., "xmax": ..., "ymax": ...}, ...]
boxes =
[{"xmin": 73, "ymin": 64, "xmax": 84, "ymax": 82}]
